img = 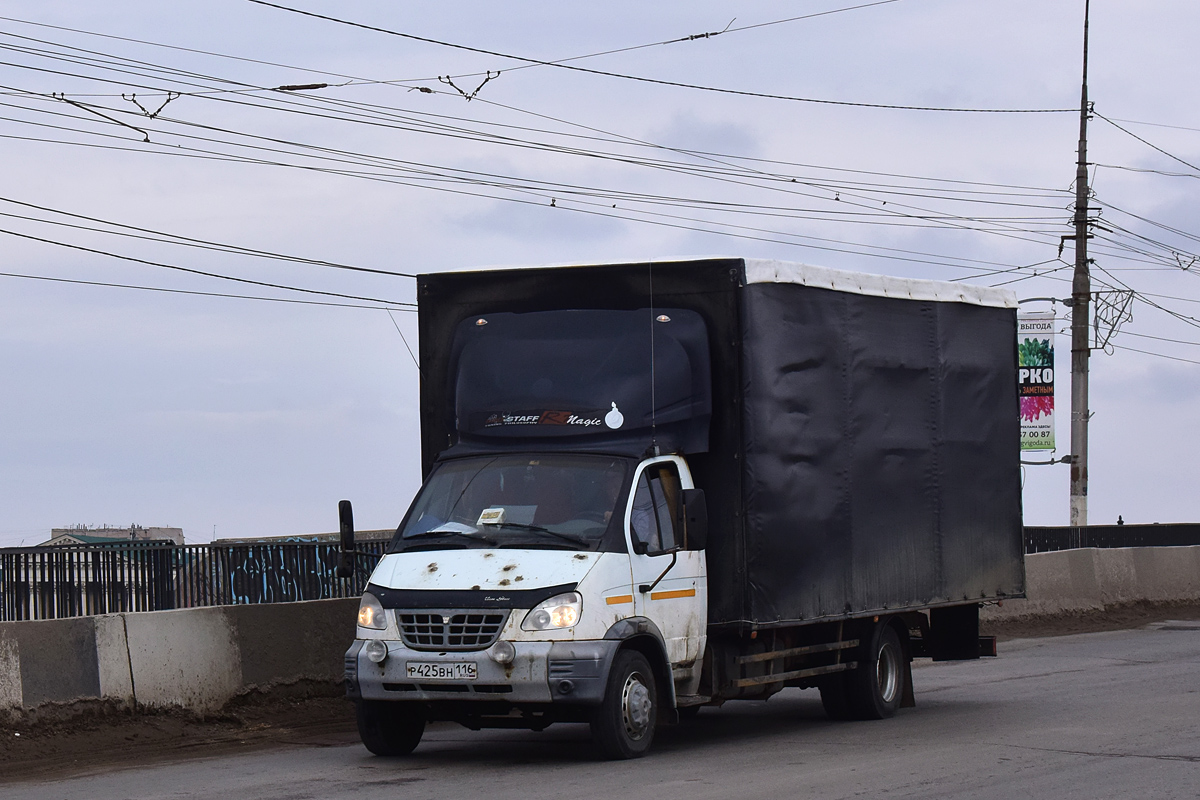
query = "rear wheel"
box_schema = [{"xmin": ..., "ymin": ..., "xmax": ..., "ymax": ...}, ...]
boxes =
[
  {"xmin": 590, "ymin": 650, "xmax": 658, "ymax": 759},
  {"xmin": 846, "ymin": 623, "xmax": 905, "ymax": 720},
  {"xmin": 819, "ymin": 674, "xmax": 854, "ymax": 720},
  {"xmin": 355, "ymin": 700, "xmax": 425, "ymax": 756}
]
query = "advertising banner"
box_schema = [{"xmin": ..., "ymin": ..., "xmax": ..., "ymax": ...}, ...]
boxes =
[{"xmin": 1018, "ymin": 311, "xmax": 1056, "ymax": 451}]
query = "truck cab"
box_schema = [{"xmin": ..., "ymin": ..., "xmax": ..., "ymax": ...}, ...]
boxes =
[{"xmin": 346, "ymin": 450, "xmax": 709, "ymax": 758}]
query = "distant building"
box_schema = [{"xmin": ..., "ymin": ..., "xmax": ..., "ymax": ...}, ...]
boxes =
[
  {"xmin": 40, "ymin": 525, "xmax": 185, "ymax": 547},
  {"xmin": 211, "ymin": 529, "xmax": 394, "ymax": 546}
]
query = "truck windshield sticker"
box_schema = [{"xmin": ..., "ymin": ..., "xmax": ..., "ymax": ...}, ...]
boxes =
[
  {"xmin": 481, "ymin": 410, "xmax": 605, "ymax": 429},
  {"xmin": 605, "ymin": 402, "xmax": 624, "ymax": 429}
]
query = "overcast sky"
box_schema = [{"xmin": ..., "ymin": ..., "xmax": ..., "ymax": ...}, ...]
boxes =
[{"xmin": 1, "ymin": 0, "xmax": 1198, "ymax": 547}]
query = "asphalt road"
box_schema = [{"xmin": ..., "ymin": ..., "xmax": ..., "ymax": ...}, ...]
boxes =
[{"xmin": 5, "ymin": 622, "xmax": 1199, "ymax": 800}]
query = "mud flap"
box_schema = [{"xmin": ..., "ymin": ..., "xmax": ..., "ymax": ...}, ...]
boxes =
[{"xmin": 900, "ymin": 657, "xmax": 916, "ymax": 709}]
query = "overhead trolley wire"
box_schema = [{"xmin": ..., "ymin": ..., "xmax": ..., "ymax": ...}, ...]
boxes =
[
  {"xmin": 0, "ymin": 90, "xmax": 1068, "ymax": 243},
  {"xmin": 0, "ymin": 37, "xmax": 1074, "ymax": 209},
  {"xmin": 0, "ymin": 25, "xmax": 1073, "ymax": 285},
  {"xmin": 245, "ymin": 0, "xmax": 1077, "ymax": 114},
  {"xmin": 1, "ymin": 3, "xmax": 906, "ymax": 94},
  {"xmin": 0, "ymin": 98, "xmax": 1065, "ymax": 278}
]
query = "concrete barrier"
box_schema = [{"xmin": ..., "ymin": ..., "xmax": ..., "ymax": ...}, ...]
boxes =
[
  {"xmin": 982, "ymin": 545, "xmax": 1200, "ymax": 622},
  {"xmin": 0, "ymin": 598, "xmax": 357, "ymax": 717},
  {"xmin": 3, "ymin": 547, "xmax": 1199, "ymax": 718}
]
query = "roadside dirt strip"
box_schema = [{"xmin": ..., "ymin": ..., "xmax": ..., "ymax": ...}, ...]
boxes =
[{"xmin": 2, "ymin": 601, "xmax": 1199, "ymax": 790}]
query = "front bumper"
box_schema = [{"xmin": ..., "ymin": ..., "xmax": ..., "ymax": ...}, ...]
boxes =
[{"xmin": 346, "ymin": 638, "xmax": 619, "ymax": 705}]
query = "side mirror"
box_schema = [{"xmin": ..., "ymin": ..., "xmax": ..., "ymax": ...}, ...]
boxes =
[
  {"xmin": 632, "ymin": 540, "xmax": 649, "ymax": 556},
  {"xmin": 682, "ymin": 488, "xmax": 708, "ymax": 550},
  {"xmin": 336, "ymin": 500, "xmax": 355, "ymax": 579}
]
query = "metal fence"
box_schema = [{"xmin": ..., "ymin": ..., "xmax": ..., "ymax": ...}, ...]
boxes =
[
  {"xmin": 1023, "ymin": 523, "xmax": 1200, "ymax": 554},
  {"xmin": 6, "ymin": 526, "xmax": 1198, "ymax": 621},
  {"xmin": 0, "ymin": 539, "xmax": 387, "ymax": 622}
]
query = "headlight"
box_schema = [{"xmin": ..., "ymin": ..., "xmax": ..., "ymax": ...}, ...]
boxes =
[
  {"xmin": 489, "ymin": 640, "xmax": 516, "ymax": 665},
  {"xmin": 357, "ymin": 592, "xmax": 386, "ymax": 630},
  {"xmin": 521, "ymin": 592, "xmax": 582, "ymax": 631},
  {"xmin": 364, "ymin": 640, "xmax": 388, "ymax": 664}
]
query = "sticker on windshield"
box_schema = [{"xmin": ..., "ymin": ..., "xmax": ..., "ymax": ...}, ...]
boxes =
[
  {"xmin": 605, "ymin": 402, "xmax": 624, "ymax": 429},
  {"xmin": 477, "ymin": 507, "xmax": 508, "ymax": 526},
  {"xmin": 478, "ymin": 410, "xmax": 605, "ymax": 429}
]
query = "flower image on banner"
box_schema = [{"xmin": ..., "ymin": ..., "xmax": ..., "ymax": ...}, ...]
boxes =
[{"xmin": 1017, "ymin": 311, "xmax": 1056, "ymax": 451}]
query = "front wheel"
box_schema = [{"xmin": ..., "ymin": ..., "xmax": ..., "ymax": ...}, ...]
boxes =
[
  {"xmin": 590, "ymin": 650, "xmax": 658, "ymax": 759},
  {"xmin": 846, "ymin": 623, "xmax": 906, "ymax": 720},
  {"xmin": 355, "ymin": 700, "xmax": 425, "ymax": 756}
]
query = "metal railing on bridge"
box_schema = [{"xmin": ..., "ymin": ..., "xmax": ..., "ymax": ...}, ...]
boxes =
[
  {"xmin": 1023, "ymin": 523, "xmax": 1200, "ymax": 553},
  {"xmin": 6, "ymin": 525, "xmax": 1199, "ymax": 621},
  {"xmin": 0, "ymin": 539, "xmax": 387, "ymax": 622}
]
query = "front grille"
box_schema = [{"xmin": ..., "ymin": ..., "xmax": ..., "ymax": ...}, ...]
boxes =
[{"xmin": 397, "ymin": 610, "xmax": 508, "ymax": 651}]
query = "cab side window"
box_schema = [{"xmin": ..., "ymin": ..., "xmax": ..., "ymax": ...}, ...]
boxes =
[{"xmin": 629, "ymin": 463, "xmax": 682, "ymax": 553}]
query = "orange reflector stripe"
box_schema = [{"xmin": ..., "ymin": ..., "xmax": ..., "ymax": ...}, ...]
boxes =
[
  {"xmin": 605, "ymin": 594, "xmax": 634, "ymax": 605},
  {"xmin": 650, "ymin": 588, "xmax": 696, "ymax": 601}
]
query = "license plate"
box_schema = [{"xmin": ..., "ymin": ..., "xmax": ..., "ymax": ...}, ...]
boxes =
[{"xmin": 406, "ymin": 661, "xmax": 477, "ymax": 681}]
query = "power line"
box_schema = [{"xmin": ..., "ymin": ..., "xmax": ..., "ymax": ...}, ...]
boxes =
[
  {"xmin": 0, "ymin": 227, "xmax": 416, "ymax": 306},
  {"xmin": 1096, "ymin": 112, "xmax": 1200, "ymax": 175},
  {"xmin": 1119, "ymin": 329, "xmax": 1200, "ymax": 348},
  {"xmin": 0, "ymin": 3, "xmax": 907, "ymax": 96},
  {"xmin": 1111, "ymin": 343, "xmax": 1200, "ymax": 366},
  {"xmin": 0, "ymin": 34, "xmax": 1072, "ymax": 282},
  {"xmin": 0, "ymin": 96, "xmax": 1064, "ymax": 274},
  {"xmin": 1095, "ymin": 162, "xmax": 1200, "ymax": 180},
  {"xmin": 1106, "ymin": 116, "xmax": 1200, "ymax": 135},
  {"xmin": 0, "ymin": 196, "xmax": 416, "ymax": 278},
  {"xmin": 246, "ymin": 0, "xmax": 1076, "ymax": 114},
  {"xmin": 0, "ymin": 269, "xmax": 414, "ymax": 310},
  {"xmin": 0, "ymin": 25, "xmax": 1076, "ymax": 216},
  {"xmin": 0, "ymin": 14, "xmax": 369, "ymax": 83},
  {"xmin": 0, "ymin": 34, "xmax": 1075, "ymax": 207},
  {"xmin": 1093, "ymin": 262, "xmax": 1200, "ymax": 334}
]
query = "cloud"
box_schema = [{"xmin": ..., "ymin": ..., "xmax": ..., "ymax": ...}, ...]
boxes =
[{"xmin": 652, "ymin": 112, "xmax": 760, "ymax": 157}]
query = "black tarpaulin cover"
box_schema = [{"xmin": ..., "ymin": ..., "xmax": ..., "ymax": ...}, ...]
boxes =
[{"xmin": 737, "ymin": 282, "xmax": 1023, "ymax": 624}]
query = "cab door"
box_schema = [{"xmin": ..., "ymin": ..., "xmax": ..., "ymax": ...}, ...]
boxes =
[{"xmin": 625, "ymin": 456, "xmax": 707, "ymax": 673}]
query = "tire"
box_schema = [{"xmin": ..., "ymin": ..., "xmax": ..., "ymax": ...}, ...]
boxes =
[
  {"xmin": 818, "ymin": 674, "xmax": 854, "ymax": 721},
  {"xmin": 355, "ymin": 700, "xmax": 425, "ymax": 756},
  {"xmin": 846, "ymin": 623, "xmax": 906, "ymax": 720},
  {"xmin": 590, "ymin": 650, "xmax": 658, "ymax": 759}
]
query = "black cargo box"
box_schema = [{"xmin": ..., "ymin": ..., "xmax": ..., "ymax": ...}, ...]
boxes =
[{"xmin": 417, "ymin": 258, "xmax": 1025, "ymax": 629}]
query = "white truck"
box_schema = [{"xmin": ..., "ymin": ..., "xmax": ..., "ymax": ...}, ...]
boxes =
[{"xmin": 340, "ymin": 257, "xmax": 1025, "ymax": 759}]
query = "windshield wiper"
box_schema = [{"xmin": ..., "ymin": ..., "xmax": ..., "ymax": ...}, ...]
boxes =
[
  {"xmin": 406, "ymin": 529, "xmax": 497, "ymax": 545},
  {"xmin": 490, "ymin": 523, "xmax": 588, "ymax": 546}
]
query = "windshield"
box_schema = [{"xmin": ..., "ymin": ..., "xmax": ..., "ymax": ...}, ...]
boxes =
[{"xmin": 392, "ymin": 454, "xmax": 629, "ymax": 550}]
